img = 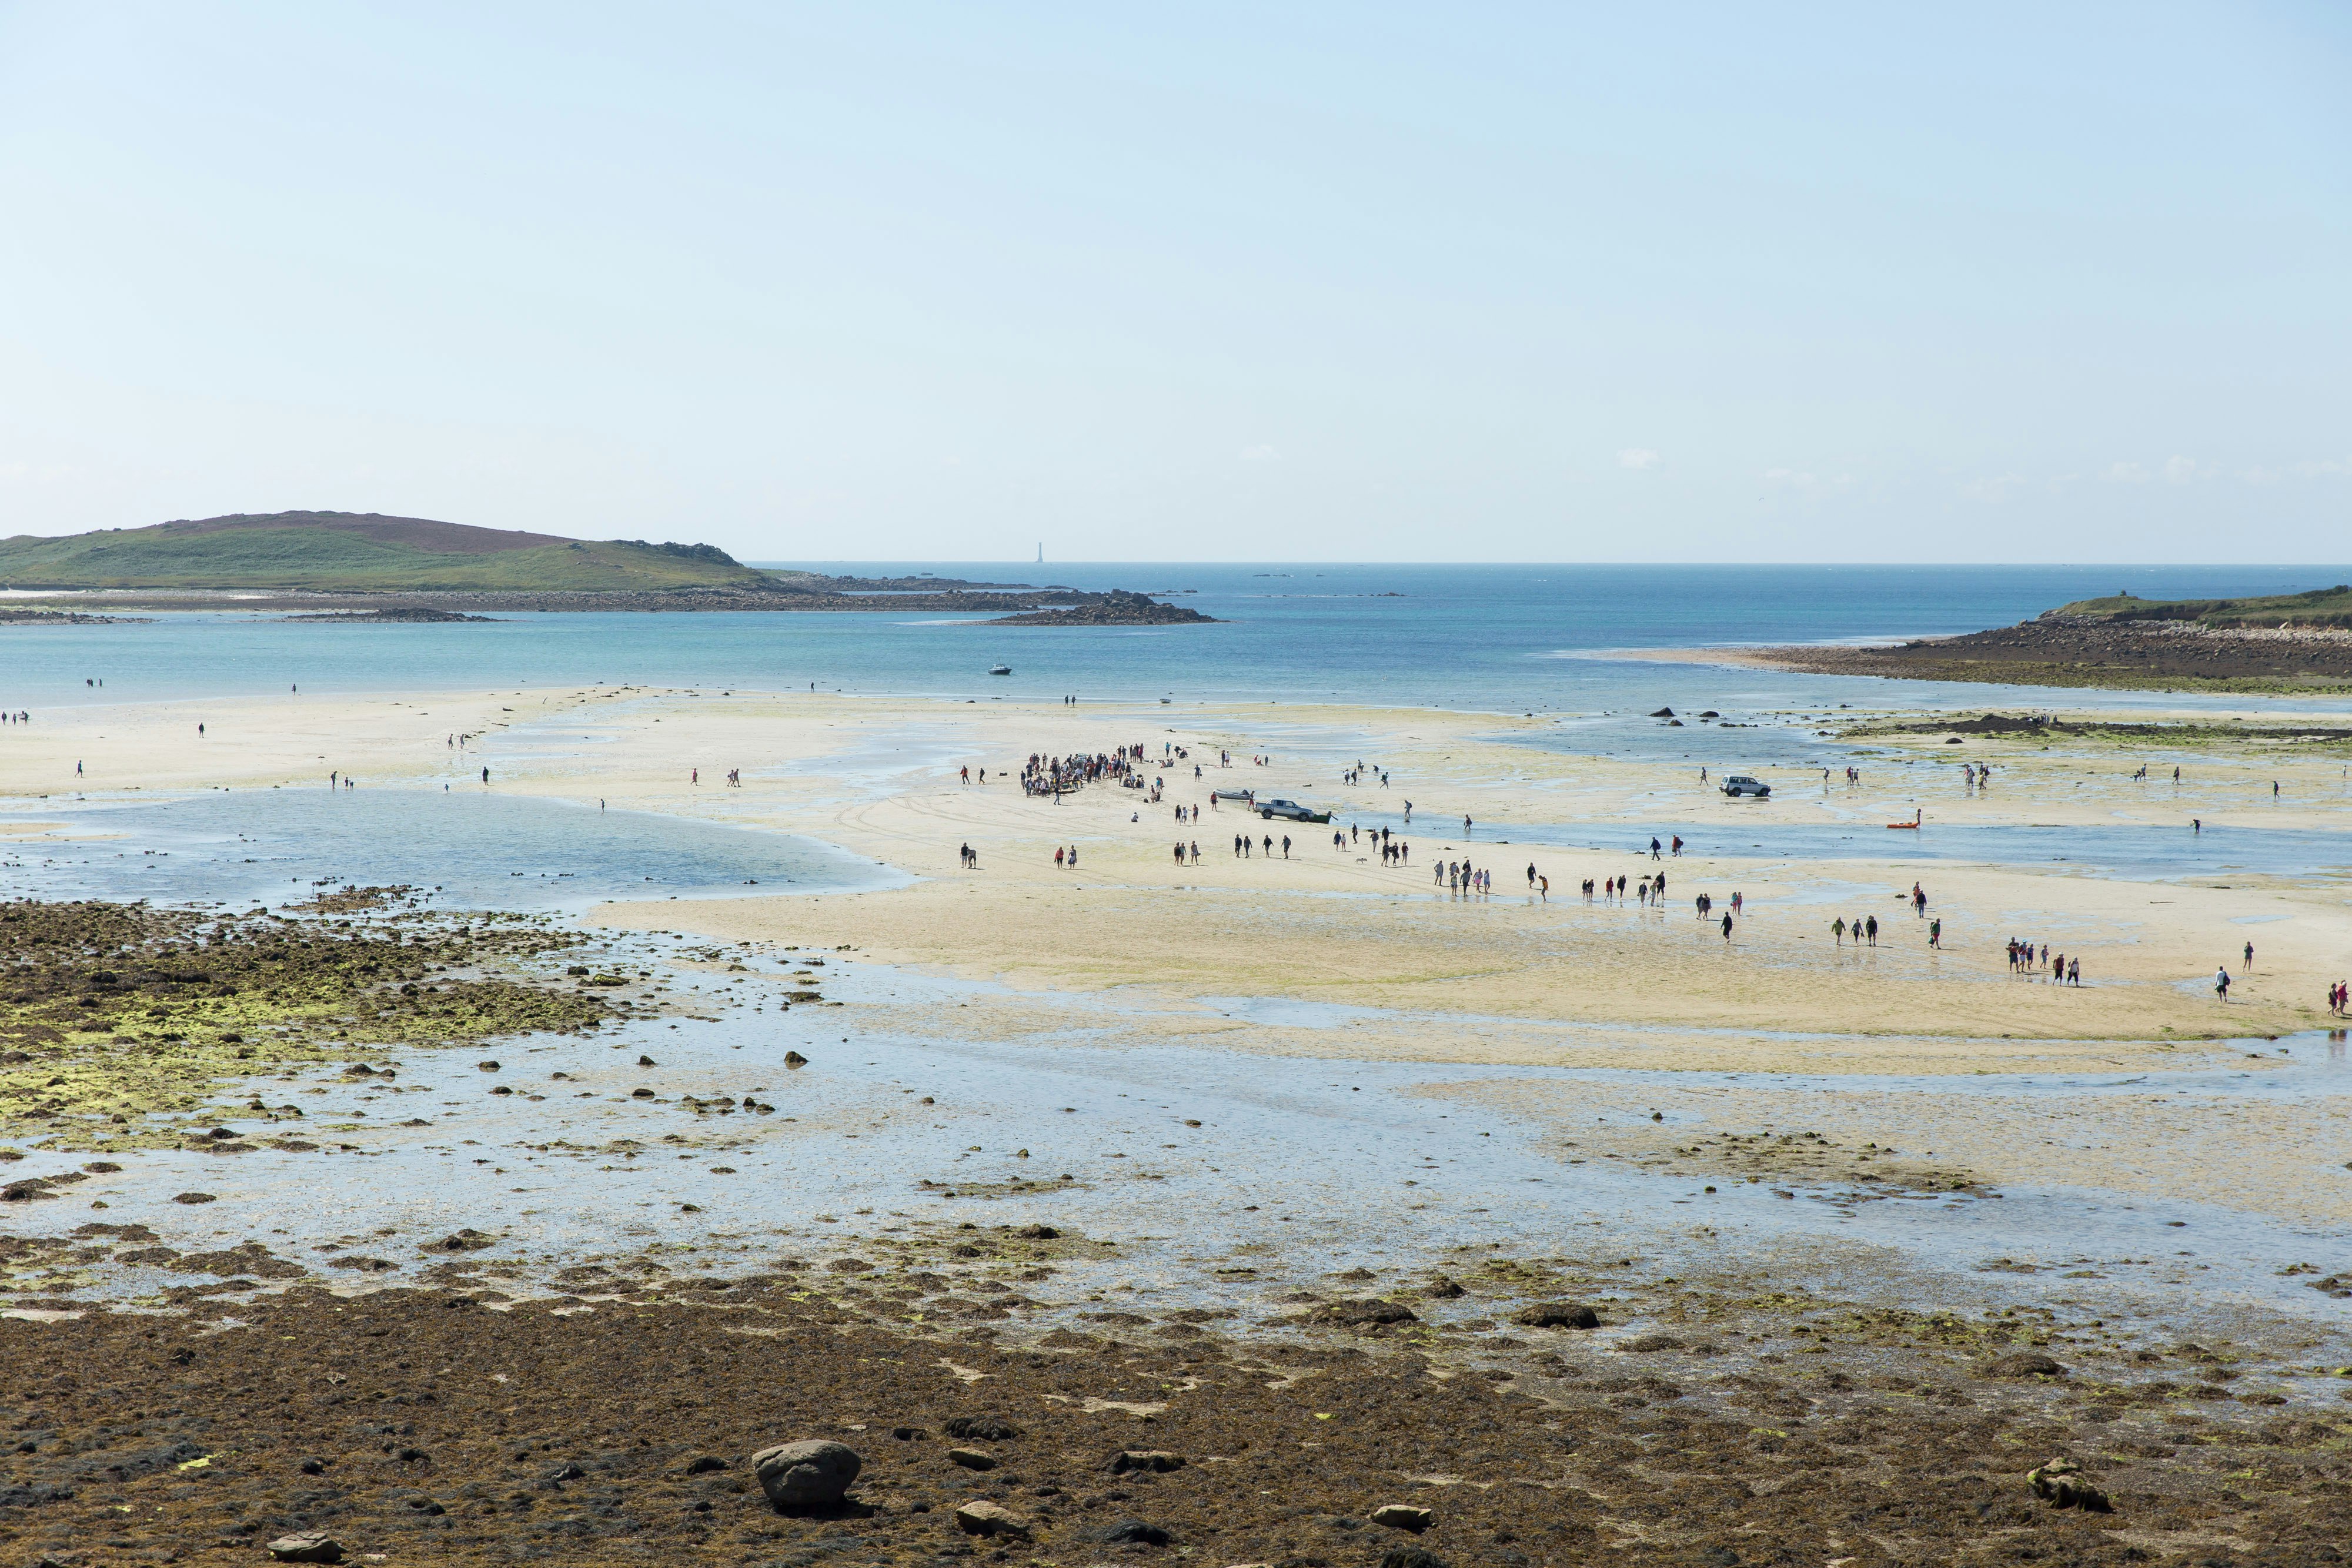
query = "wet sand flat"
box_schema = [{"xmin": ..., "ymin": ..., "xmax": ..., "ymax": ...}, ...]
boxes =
[{"xmin": 4, "ymin": 684, "xmax": 2351, "ymax": 1562}]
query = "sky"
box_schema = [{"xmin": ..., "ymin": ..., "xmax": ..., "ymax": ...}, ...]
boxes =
[{"xmin": 0, "ymin": 2, "xmax": 2347, "ymax": 564}]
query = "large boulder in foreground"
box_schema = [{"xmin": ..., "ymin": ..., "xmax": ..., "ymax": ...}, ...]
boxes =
[{"xmin": 751, "ymin": 1440, "xmax": 861, "ymax": 1508}]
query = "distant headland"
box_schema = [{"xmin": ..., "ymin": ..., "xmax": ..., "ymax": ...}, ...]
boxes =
[
  {"xmin": 0, "ymin": 511, "xmax": 1215, "ymax": 624},
  {"xmin": 1658, "ymin": 585, "xmax": 2352, "ymax": 693}
]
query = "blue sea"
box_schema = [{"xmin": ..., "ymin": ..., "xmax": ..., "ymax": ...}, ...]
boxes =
[{"xmin": 7, "ymin": 563, "xmax": 2350, "ymax": 720}]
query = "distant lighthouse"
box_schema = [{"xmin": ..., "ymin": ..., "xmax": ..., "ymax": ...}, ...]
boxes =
[{"xmin": 1036, "ymin": 542, "xmax": 1043, "ymax": 564}]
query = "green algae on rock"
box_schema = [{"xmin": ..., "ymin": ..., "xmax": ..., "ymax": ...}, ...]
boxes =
[{"xmin": 0, "ymin": 898, "xmax": 616, "ymax": 1150}]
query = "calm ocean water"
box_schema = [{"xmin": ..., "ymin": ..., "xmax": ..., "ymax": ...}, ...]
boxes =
[{"xmin": 5, "ymin": 563, "xmax": 2350, "ymax": 720}]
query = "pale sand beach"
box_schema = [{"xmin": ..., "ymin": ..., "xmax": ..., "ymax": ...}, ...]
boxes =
[
  {"xmin": 9, "ymin": 685, "xmax": 2348, "ymax": 1061},
  {"xmin": 9, "ymin": 682, "xmax": 2352, "ymax": 1562}
]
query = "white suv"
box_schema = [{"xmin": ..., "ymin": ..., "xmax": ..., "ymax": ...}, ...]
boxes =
[{"xmin": 1721, "ymin": 774, "xmax": 1770, "ymax": 798}]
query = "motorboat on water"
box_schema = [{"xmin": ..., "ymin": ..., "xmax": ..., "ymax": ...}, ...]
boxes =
[{"xmin": 987, "ymin": 665, "xmax": 1011, "ymax": 676}]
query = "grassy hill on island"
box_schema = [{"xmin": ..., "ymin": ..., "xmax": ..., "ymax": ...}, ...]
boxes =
[
  {"xmin": 0, "ymin": 511, "xmax": 764, "ymax": 591},
  {"xmin": 2049, "ymin": 584, "xmax": 2352, "ymax": 629}
]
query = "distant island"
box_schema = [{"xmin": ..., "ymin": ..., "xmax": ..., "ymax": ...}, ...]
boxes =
[
  {"xmin": 0, "ymin": 511, "xmax": 1214, "ymax": 623},
  {"xmin": 1683, "ymin": 585, "xmax": 2352, "ymax": 692},
  {"xmin": 988, "ymin": 590, "xmax": 1217, "ymax": 627}
]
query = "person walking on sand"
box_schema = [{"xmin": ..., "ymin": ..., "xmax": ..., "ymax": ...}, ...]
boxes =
[
  {"xmin": 1833, "ymin": 916, "xmax": 1846, "ymax": 946},
  {"xmin": 1054, "ymin": 846, "xmax": 1065, "ymax": 869},
  {"xmin": 1929, "ymin": 917, "xmax": 1941, "ymax": 949},
  {"xmin": 2216, "ymin": 965, "xmax": 2230, "ymax": 999},
  {"xmin": 2244, "ymin": 941, "xmax": 2254, "ymax": 970},
  {"xmin": 1866, "ymin": 914, "xmax": 1879, "ymax": 947},
  {"xmin": 1538, "ymin": 875, "xmax": 1548, "ymax": 901},
  {"xmin": 1649, "ymin": 837, "xmax": 1662, "ymax": 861},
  {"xmin": 1721, "ymin": 912, "xmax": 1733, "ymax": 941}
]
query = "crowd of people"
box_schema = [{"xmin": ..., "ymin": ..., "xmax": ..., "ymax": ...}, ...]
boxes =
[
  {"xmin": 2006, "ymin": 938, "xmax": 2082, "ymax": 984},
  {"xmin": 1022, "ymin": 744, "xmax": 1149, "ymax": 799},
  {"xmin": 968, "ymin": 744, "xmax": 2341, "ymax": 1006}
]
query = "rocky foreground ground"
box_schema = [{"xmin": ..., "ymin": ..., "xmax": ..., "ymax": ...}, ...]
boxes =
[{"xmin": 2, "ymin": 1253, "xmax": 2348, "ymax": 1568}]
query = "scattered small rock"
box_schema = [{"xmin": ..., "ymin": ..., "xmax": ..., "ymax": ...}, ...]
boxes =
[
  {"xmin": 683, "ymin": 1455, "xmax": 727, "ymax": 1475},
  {"xmin": 1379, "ymin": 1550, "xmax": 1449, "ymax": 1568},
  {"xmin": 1084, "ymin": 1517, "xmax": 1172, "ymax": 1544},
  {"xmin": 947, "ymin": 1447, "xmax": 997, "ymax": 1470},
  {"xmin": 1319, "ymin": 1298, "xmax": 1418, "ymax": 1326},
  {"xmin": 1983, "ymin": 1353, "xmax": 2067, "ymax": 1379},
  {"xmin": 2027, "ymin": 1457, "xmax": 2111, "ymax": 1512},
  {"xmin": 752, "ymin": 1439, "xmax": 862, "ymax": 1509},
  {"xmin": 1106, "ymin": 1449, "xmax": 1185, "ymax": 1474},
  {"xmin": 954, "ymin": 1499, "xmax": 1030, "ymax": 1539},
  {"xmin": 1515, "ymin": 1301, "xmax": 1600, "ymax": 1330},
  {"xmin": 784, "ymin": 1051, "xmax": 808, "ymax": 1067},
  {"xmin": 171, "ymin": 1192, "xmax": 217, "ymax": 1205},
  {"xmin": 266, "ymin": 1531, "xmax": 344, "ymax": 1564},
  {"xmin": 941, "ymin": 1415, "xmax": 1020, "ymax": 1440},
  {"xmin": 1016, "ymin": 1223, "xmax": 1060, "ymax": 1239},
  {"xmin": 1371, "ymin": 1503, "xmax": 1434, "ymax": 1532},
  {"xmin": 1423, "ymin": 1275, "xmax": 1465, "ymax": 1299},
  {"xmin": 426, "ymin": 1229, "xmax": 496, "ymax": 1253}
]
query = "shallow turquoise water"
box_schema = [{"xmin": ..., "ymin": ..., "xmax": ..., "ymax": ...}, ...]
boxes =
[
  {"xmin": 0, "ymin": 789, "xmax": 902, "ymax": 911},
  {"xmin": 9, "ymin": 562, "xmax": 2351, "ymax": 719}
]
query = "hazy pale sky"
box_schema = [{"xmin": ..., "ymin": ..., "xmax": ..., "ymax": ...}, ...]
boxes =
[{"xmin": 2, "ymin": 2, "xmax": 2346, "ymax": 563}]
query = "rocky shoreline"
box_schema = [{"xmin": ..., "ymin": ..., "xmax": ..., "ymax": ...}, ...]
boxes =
[
  {"xmin": 1696, "ymin": 618, "xmax": 2352, "ymax": 693},
  {"xmin": 0, "ymin": 607, "xmax": 148, "ymax": 626},
  {"xmin": 58, "ymin": 583, "xmax": 1210, "ymax": 620},
  {"xmin": 283, "ymin": 607, "xmax": 498, "ymax": 624},
  {"xmin": 986, "ymin": 590, "xmax": 1220, "ymax": 626}
]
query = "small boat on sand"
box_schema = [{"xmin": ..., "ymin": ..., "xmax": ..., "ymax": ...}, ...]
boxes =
[{"xmin": 1887, "ymin": 808, "xmax": 1923, "ymax": 828}]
